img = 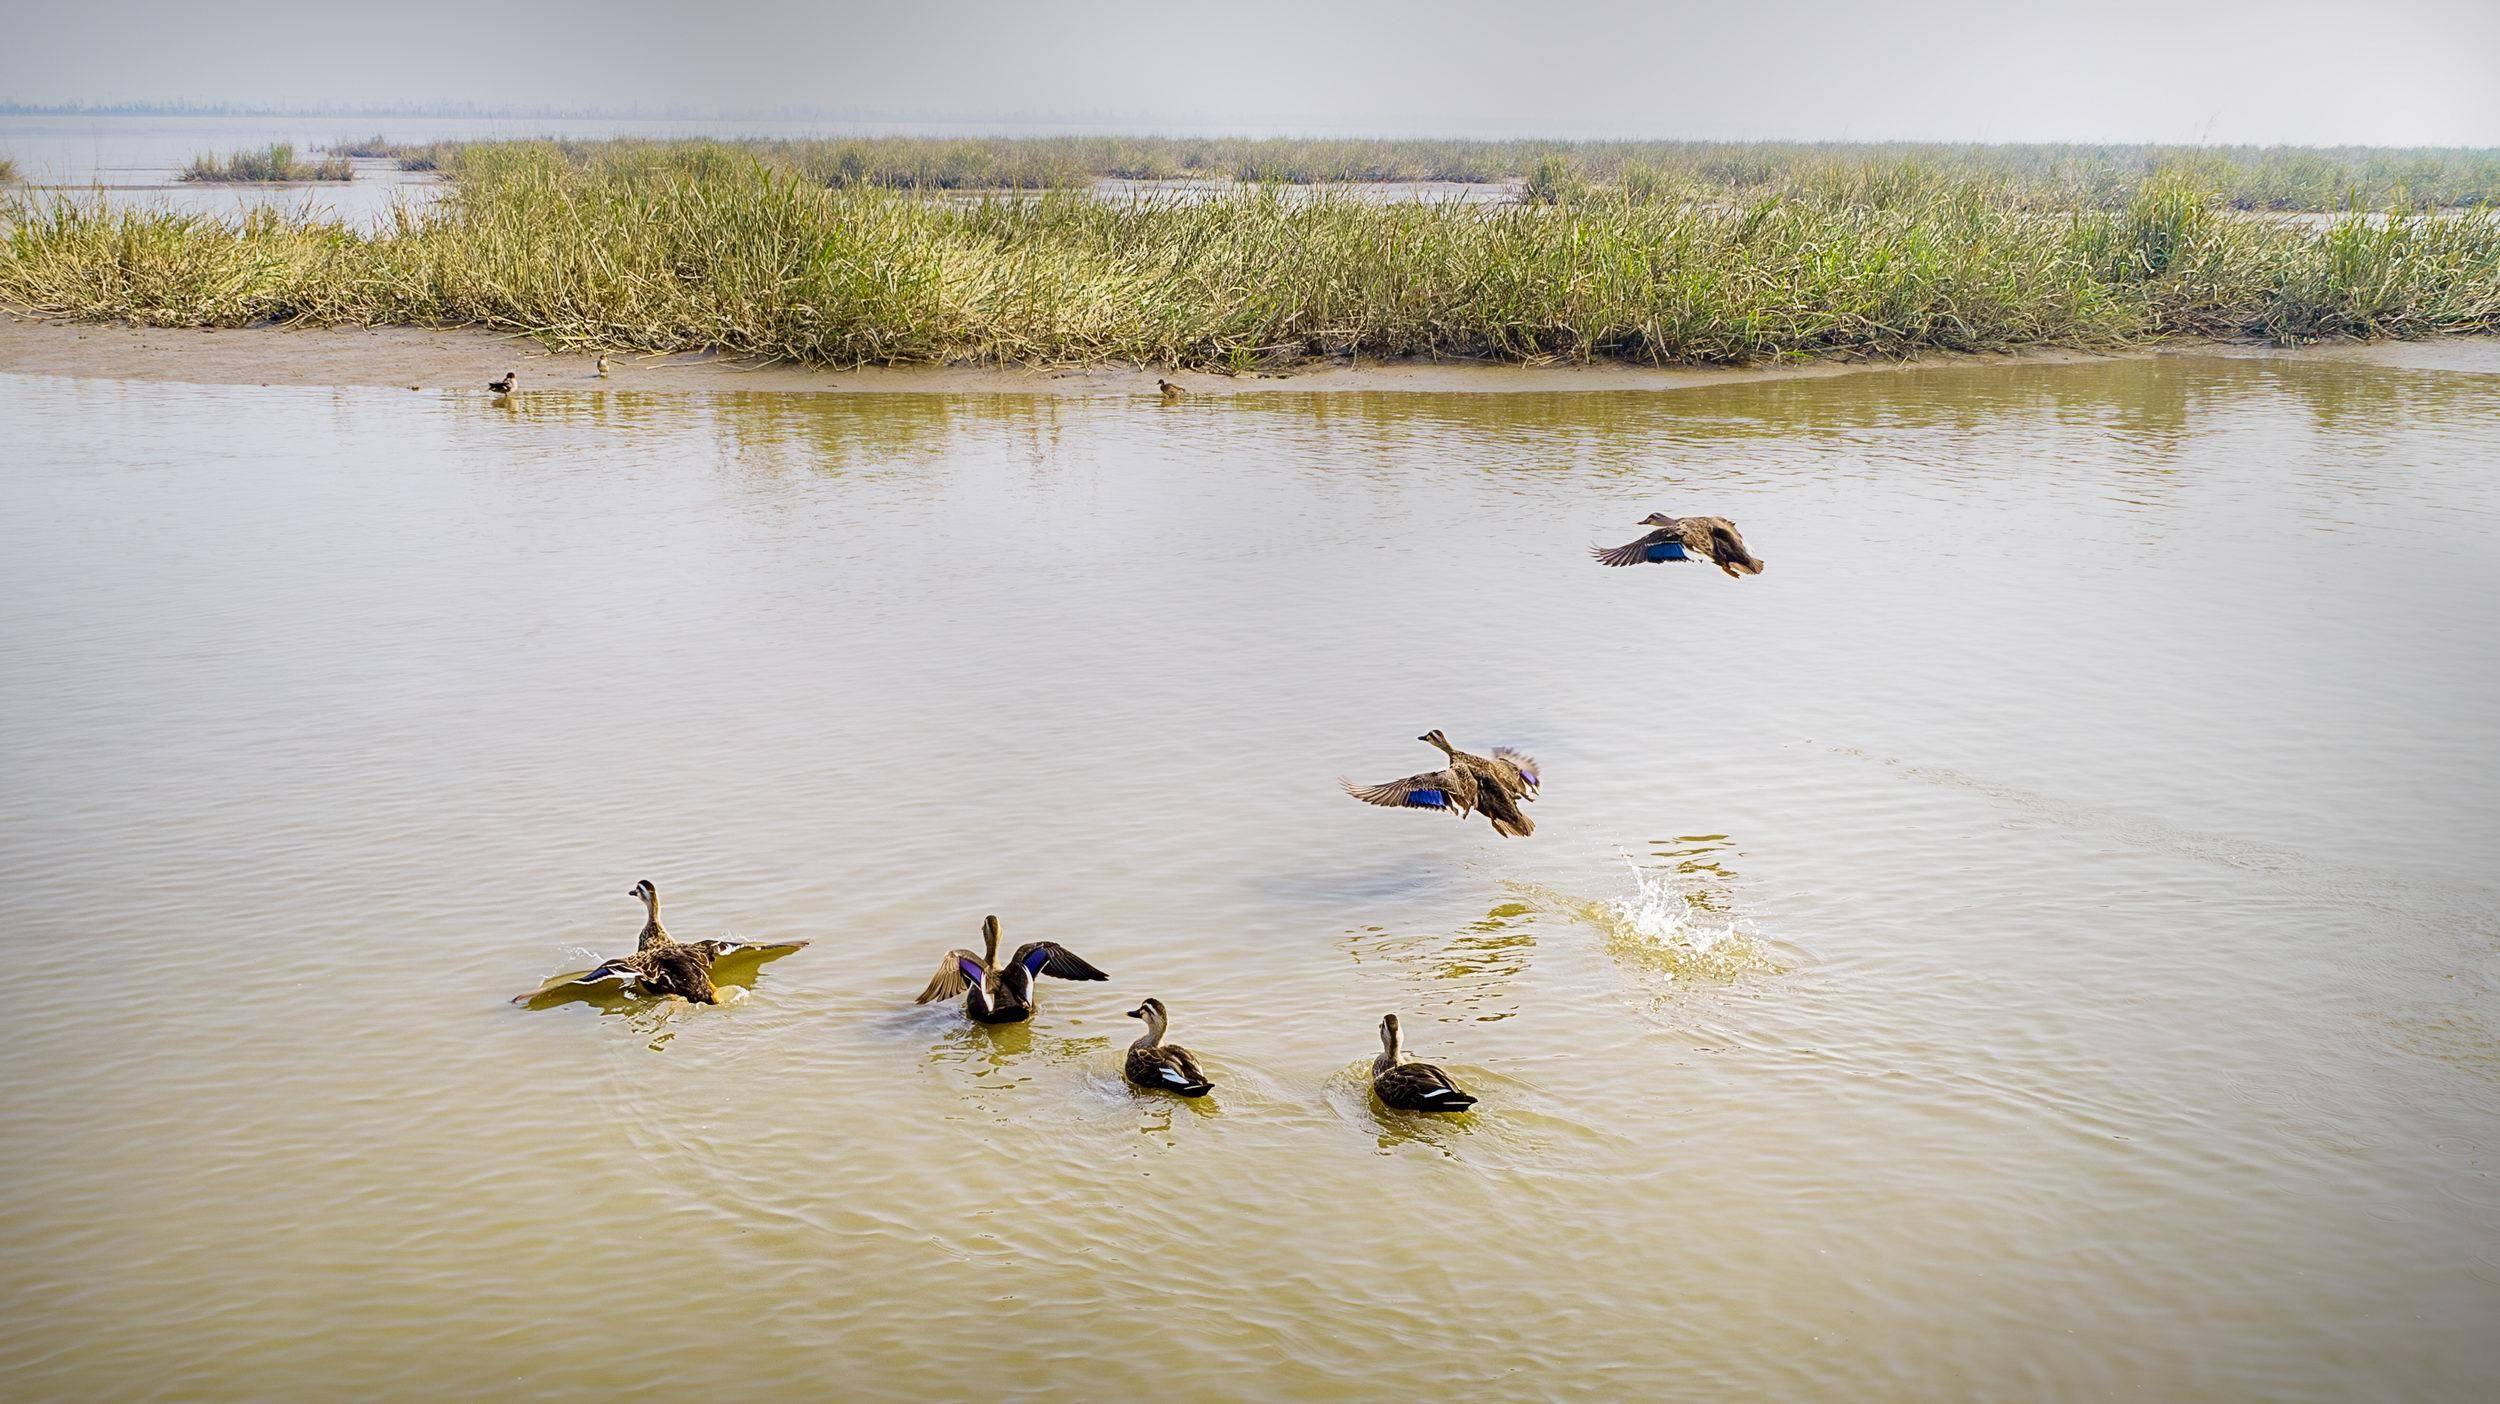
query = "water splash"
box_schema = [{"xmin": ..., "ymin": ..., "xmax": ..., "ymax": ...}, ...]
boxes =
[{"xmin": 1514, "ymin": 851, "xmax": 1781, "ymax": 983}]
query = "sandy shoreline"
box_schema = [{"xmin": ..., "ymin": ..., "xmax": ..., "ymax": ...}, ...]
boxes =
[{"xmin": 2, "ymin": 314, "xmax": 2491, "ymax": 394}]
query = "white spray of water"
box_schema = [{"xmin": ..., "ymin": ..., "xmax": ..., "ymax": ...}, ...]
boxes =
[{"xmin": 1586, "ymin": 849, "xmax": 1772, "ymax": 982}]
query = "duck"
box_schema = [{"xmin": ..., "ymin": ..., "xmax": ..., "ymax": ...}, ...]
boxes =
[
  {"xmin": 1370, "ymin": 1014, "xmax": 1478, "ymax": 1112},
  {"xmin": 515, "ymin": 879, "xmax": 805, "ymax": 1005},
  {"xmin": 487, "ymin": 370, "xmax": 518, "ymax": 395},
  {"xmin": 595, "ymin": 354, "xmax": 610, "ymax": 378},
  {"xmin": 1157, "ymin": 377, "xmax": 1185, "ymax": 401},
  {"xmin": 1123, "ymin": 997, "xmax": 1214, "ymax": 1097},
  {"xmin": 1342, "ymin": 729, "xmax": 1539, "ymax": 838},
  {"xmin": 916, "ymin": 915, "xmax": 1109, "ymax": 1024},
  {"xmin": 1592, "ymin": 513, "xmax": 1764, "ymax": 577}
]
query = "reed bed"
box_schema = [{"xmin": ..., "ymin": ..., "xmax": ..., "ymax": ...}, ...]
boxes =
[
  {"xmin": 380, "ymin": 136, "xmax": 2500, "ymax": 210},
  {"xmin": 180, "ymin": 143, "xmax": 354, "ymax": 183},
  {"xmin": 6, "ymin": 146, "xmax": 2494, "ymax": 368}
]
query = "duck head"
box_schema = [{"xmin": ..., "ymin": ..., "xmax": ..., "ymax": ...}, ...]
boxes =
[
  {"xmin": 1639, "ymin": 512, "xmax": 1677, "ymax": 527},
  {"xmin": 628, "ymin": 878, "xmax": 659, "ymax": 911},
  {"xmin": 1378, "ymin": 1012, "xmax": 1403, "ymax": 1058},
  {"xmin": 1418, "ymin": 729, "xmax": 1455, "ymax": 755},
  {"xmin": 1125, "ymin": 997, "xmax": 1169, "ymax": 1041},
  {"xmin": 981, "ymin": 914, "xmax": 1002, "ymax": 964}
]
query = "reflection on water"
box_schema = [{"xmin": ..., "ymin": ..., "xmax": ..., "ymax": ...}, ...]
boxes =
[{"xmin": 4, "ymin": 343, "xmax": 2500, "ymax": 1398}]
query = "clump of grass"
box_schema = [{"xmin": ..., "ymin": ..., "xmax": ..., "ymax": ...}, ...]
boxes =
[
  {"xmin": 5, "ymin": 145, "xmax": 2492, "ymax": 365},
  {"xmin": 327, "ymin": 135, "xmax": 399, "ymax": 159},
  {"xmin": 0, "ymin": 152, "xmax": 18, "ymax": 185},
  {"xmin": 180, "ymin": 143, "xmax": 354, "ymax": 183}
]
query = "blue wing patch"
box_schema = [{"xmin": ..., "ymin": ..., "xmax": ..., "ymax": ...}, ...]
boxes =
[
  {"xmin": 1022, "ymin": 946, "xmax": 1054, "ymax": 975},
  {"xmin": 1644, "ymin": 541, "xmax": 1689, "ymax": 562},
  {"xmin": 958, "ymin": 955, "xmax": 987, "ymax": 984},
  {"xmin": 1407, "ymin": 788, "xmax": 1448, "ymax": 809}
]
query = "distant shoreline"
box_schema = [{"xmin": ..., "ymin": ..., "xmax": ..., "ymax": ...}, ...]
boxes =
[{"xmin": 7, "ymin": 316, "xmax": 2489, "ymax": 396}]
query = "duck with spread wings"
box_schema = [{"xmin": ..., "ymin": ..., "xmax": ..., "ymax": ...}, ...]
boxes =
[
  {"xmin": 1341, "ymin": 729, "xmax": 1540, "ymax": 838},
  {"xmin": 916, "ymin": 914, "xmax": 1110, "ymax": 1024},
  {"xmin": 1592, "ymin": 513, "xmax": 1764, "ymax": 577}
]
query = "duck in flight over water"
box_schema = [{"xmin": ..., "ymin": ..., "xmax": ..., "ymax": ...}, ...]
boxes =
[
  {"xmin": 1592, "ymin": 514, "xmax": 1763, "ymax": 577},
  {"xmin": 1342, "ymin": 729, "xmax": 1540, "ymax": 838}
]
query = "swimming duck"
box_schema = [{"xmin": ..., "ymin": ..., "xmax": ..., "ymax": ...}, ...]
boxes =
[
  {"xmin": 1342, "ymin": 730, "xmax": 1538, "ymax": 838},
  {"xmin": 515, "ymin": 879, "xmax": 805, "ymax": 1005},
  {"xmin": 916, "ymin": 915, "xmax": 1109, "ymax": 1024},
  {"xmin": 1123, "ymin": 997, "xmax": 1214, "ymax": 1097},
  {"xmin": 595, "ymin": 354, "xmax": 610, "ymax": 378},
  {"xmin": 1592, "ymin": 514, "xmax": 1764, "ymax": 577},
  {"xmin": 1157, "ymin": 377, "xmax": 1185, "ymax": 401},
  {"xmin": 1370, "ymin": 1014, "xmax": 1478, "ymax": 1112},
  {"xmin": 487, "ymin": 370, "xmax": 518, "ymax": 395}
]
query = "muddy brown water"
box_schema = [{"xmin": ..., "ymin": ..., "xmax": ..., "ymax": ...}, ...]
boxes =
[{"xmin": 3, "ymin": 345, "xmax": 2497, "ymax": 1398}]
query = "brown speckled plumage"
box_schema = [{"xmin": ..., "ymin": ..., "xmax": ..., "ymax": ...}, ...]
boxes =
[
  {"xmin": 1370, "ymin": 1014, "xmax": 1477, "ymax": 1112},
  {"xmin": 1123, "ymin": 998, "xmax": 1214, "ymax": 1096},
  {"xmin": 513, "ymin": 879, "xmax": 811, "ymax": 1006}
]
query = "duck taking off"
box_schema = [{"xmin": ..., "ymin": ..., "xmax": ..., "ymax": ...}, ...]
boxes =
[
  {"xmin": 513, "ymin": 879, "xmax": 807, "ymax": 1006},
  {"xmin": 1370, "ymin": 1014, "xmax": 1477, "ymax": 1112},
  {"xmin": 1342, "ymin": 729, "xmax": 1539, "ymax": 838},
  {"xmin": 1123, "ymin": 998, "xmax": 1214, "ymax": 1097},
  {"xmin": 487, "ymin": 370, "xmax": 518, "ymax": 395},
  {"xmin": 916, "ymin": 915, "xmax": 1109, "ymax": 1024},
  {"xmin": 1592, "ymin": 514, "xmax": 1764, "ymax": 577}
]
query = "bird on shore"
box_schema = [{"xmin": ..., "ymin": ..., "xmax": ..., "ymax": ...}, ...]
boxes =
[
  {"xmin": 487, "ymin": 370, "xmax": 518, "ymax": 395},
  {"xmin": 1157, "ymin": 377, "xmax": 1185, "ymax": 401},
  {"xmin": 1370, "ymin": 1014, "xmax": 1477, "ymax": 1112},
  {"xmin": 513, "ymin": 879, "xmax": 807, "ymax": 1006},
  {"xmin": 595, "ymin": 355, "xmax": 610, "ymax": 379},
  {"xmin": 1592, "ymin": 513, "xmax": 1764, "ymax": 577},
  {"xmin": 1123, "ymin": 997, "xmax": 1214, "ymax": 1097},
  {"xmin": 1342, "ymin": 729, "xmax": 1539, "ymax": 838},
  {"xmin": 916, "ymin": 915, "xmax": 1109, "ymax": 1024}
]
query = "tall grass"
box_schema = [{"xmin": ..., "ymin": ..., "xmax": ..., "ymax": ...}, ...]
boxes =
[
  {"xmin": 180, "ymin": 143, "xmax": 354, "ymax": 183},
  {"xmin": 6, "ymin": 146, "xmax": 2493, "ymax": 368},
  {"xmin": 0, "ymin": 153, "xmax": 18, "ymax": 185},
  {"xmin": 397, "ymin": 136, "xmax": 2500, "ymax": 210}
]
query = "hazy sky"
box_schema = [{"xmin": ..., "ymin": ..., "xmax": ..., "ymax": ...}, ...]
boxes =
[{"xmin": 3, "ymin": 0, "xmax": 2496, "ymax": 145}]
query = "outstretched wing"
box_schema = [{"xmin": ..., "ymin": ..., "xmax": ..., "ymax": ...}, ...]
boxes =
[
  {"xmin": 1014, "ymin": 942, "xmax": 1109, "ymax": 983},
  {"xmin": 1341, "ymin": 770, "xmax": 1466, "ymax": 813},
  {"xmin": 1490, "ymin": 748, "xmax": 1541, "ymax": 795},
  {"xmin": 693, "ymin": 937, "xmax": 810, "ymax": 960},
  {"xmin": 916, "ymin": 949, "xmax": 986, "ymax": 1004},
  {"xmin": 511, "ymin": 956, "xmax": 639, "ymax": 1006},
  {"xmin": 1591, "ymin": 529, "xmax": 1688, "ymax": 567}
]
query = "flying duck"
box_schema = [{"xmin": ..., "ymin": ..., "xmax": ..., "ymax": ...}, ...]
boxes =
[
  {"xmin": 1123, "ymin": 997, "xmax": 1214, "ymax": 1096},
  {"xmin": 916, "ymin": 915, "xmax": 1109, "ymax": 1024},
  {"xmin": 1342, "ymin": 730, "xmax": 1539, "ymax": 838},
  {"xmin": 1370, "ymin": 1014, "xmax": 1478, "ymax": 1112},
  {"xmin": 1592, "ymin": 514, "xmax": 1764, "ymax": 577}
]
